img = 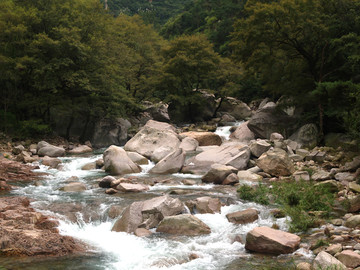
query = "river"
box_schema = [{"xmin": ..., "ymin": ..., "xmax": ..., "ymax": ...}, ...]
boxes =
[{"xmin": 1, "ymin": 124, "xmax": 312, "ymax": 269}]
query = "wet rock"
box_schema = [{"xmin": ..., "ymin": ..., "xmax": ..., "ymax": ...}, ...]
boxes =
[
  {"xmin": 229, "ymin": 121, "xmax": 255, "ymax": 142},
  {"xmin": 108, "ymin": 205, "xmax": 124, "ymax": 219},
  {"xmin": 237, "ymin": 170, "xmax": 263, "ymax": 182},
  {"xmin": 180, "ymin": 131, "xmax": 222, "ymax": 146},
  {"xmin": 313, "ymin": 251, "xmax": 346, "ymax": 270},
  {"xmin": 245, "ymin": 227, "xmax": 301, "ymax": 255},
  {"xmin": 179, "ymin": 137, "xmax": 199, "ymax": 152},
  {"xmin": 65, "ymin": 176, "xmax": 79, "ymax": 182},
  {"xmin": 37, "ymin": 141, "xmax": 65, "ymax": 157},
  {"xmin": 112, "ymin": 195, "xmax": 185, "ymax": 233},
  {"xmin": 193, "ymin": 197, "xmax": 221, "ymax": 214},
  {"xmin": 149, "ymin": 149, "xmax": 185, "ymax": 174},
  {"xmin": 345, "ymin": 215, "xmax": 360, "ymax": 228},
  {"xmin": 81, "ymin": 162, "xmax": 96, "ymax": 170},
  {"xmin": 0, "ymin": 197, "xmax": 82, "ymax": 256},
  {"xmin": 0, "ymin": 159, "xmax": 42, "ymax": 182},
  {"xmin": 127, "ymin": 152, "xmax": 148, "ymax": 165},
  {"xmin": 135, "ymin": 228, "xmax": 152, "ymax": 237},
  {"xmin": 289, "ymin": 124, "xmax": 318, "ymax": 149},
  {"xmin": 156, "ymin": 214, "xmax": 211, "ymax": 236},
  {"xmin": 42, "ymin": 156, "xmax": 61, "ymax": 168},
  {"xmin": 95, "ymin": 158, "xmax": 104, "ymax": 169},
  {"xmin": 270, "ymin": 209, "xmax": 286, "ymax": 218},
  {"xmin": 256, "ymin": 149, "xmax": 295, "ymax": 177},
  {"xmin": 335, "ymin": 250, "xmax": 360, "ymax": 268},
  {"xmin": 105, "ymin": 188, "xmax": 118, "ymax": 195},
  {"xmin": 99, "ymin": 176, "xmax": 116, "ymax": 188},
  {"xmin": 202, "ymin": 164, "xmax": 237, "ymax": 184},
  {"xmin": 116, "ymin": 183, "xmax": 149, "ymax": 193},
  {"xmin": 68, "ymin": 145, "xmax": 92, "ymax": 154},
  {"xmin": 61, "ymin": 182, "xmax": 87, "ymax": 192},
  {"xmin": 226, "ymin": 208, "xmax": 259, "ymax": 224},
  {"xmin": 249, "ymin": 140, "xmax": 271, "ymax": 158},
  {"xmin": 222, "ymin": 173, "xmax": 239, "ymax": 185},
  {"xmin": 124, "ymin": 120, "xmax": 180, "ymax": 161},
  {"xmin": 103, "ymin": 145, "xmax": 141, "ymax": 175}
]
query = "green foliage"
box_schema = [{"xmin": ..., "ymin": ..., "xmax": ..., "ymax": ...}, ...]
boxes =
[
  {"xmin": 19, "ymin": 119, "xmax": 52, "ymax": 138},
  {"xmin": 238, "ymin": 180, "xmax": 335, "ymax": 232},
  {"xmin": 231, "ymin": 0, "xmax": 360, "ymax": 138}
]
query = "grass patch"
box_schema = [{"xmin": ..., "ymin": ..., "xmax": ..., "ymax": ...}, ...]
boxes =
[{"xmin": 237, "ymin": 180, "xmax": 335, "ymax": 232}]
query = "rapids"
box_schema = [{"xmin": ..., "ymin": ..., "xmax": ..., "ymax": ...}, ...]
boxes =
[{"xmin": 3, "ymin": 124, "xmax": 311, "ymax": 269}]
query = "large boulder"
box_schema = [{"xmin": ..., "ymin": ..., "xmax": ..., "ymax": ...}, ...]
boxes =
[
  {"xmin": 124, "ymin": 120, "xmax": 180, "ymax": 161},
  {"xmin": 103, "ymin": 145, "xmax": 141, "ymax": 175},
  {"xmin": 335, "ymin": 250, "xmax": 360, "ymax": 268},
  {"xmin": 345, "ymin": 215, "xmax": 360, "ymax": 228},
  {"xmin": 247, "ymin": 106, "xmax": 297, "ymax": 139},
  {"xmin": 191, "ymin": 197, "xmax": 221, "ymax": 214},
  {"xmin": 180, "ymin": 131, "xmax": 222, "ymax": 146},
  {"xmin": 61, "ymin": 182, "xmax": 87, "ymax": 192},
  {"xmin": 42, "ymin": 156, "xmax": 61, "ymax": 168},
  {"xmin": 156, "ymin": 214, "xmax": 211, "ymax": 236},
  {"xmin": 92, "ymin": 118, "xmax": 131, "ymax": 148},
  {"xmin": 237, "ymin": 170, "xmax": 263, "ymax": 182},
  {"xmin": 289, "ymin": 124, "xmax": 318, "ymax": 149},
  {"xmin": 229, "ymin": 121, "xmax": 255, "ymax": 142},
  {"xmin": 37, "ymin": 141, "xmax": 65, "ymax": 157},
  {"xmin": 149, "ymin": 149, "xmax": 185, "ymax": 174},
  {"xmin": 218, "ymin": 97, "xmax": 252, "ymax": 120},
  {"xmin": 313, "ymin": 251, "xmax": 346, "ymax": 270},
  {"xmin": 202, "ymin": 164, "xmax": 237, "ymax": 184},
  {"xmin": 245, "ymin": 227, "xmax": 301, "ymax": 255},
  {"xmin": 256, "ymin": 149, "xmax": 295, "ymax": 176},
  {"xmin": 183, "ymin": 142, "xmax": 250, "ymax": 174},
  {"xmin": 226, "ymin": 208, "xmax": 259, "ymax": 224},
  {"xmin": 112, "ymin": 195, "xmax": 185, "ymax": 233},
  {"xmin": 116, "ymin": 183, "xmax": 149, "ymax": 193},
  {"xmin": 127, "ymin": 152, "xmax": 148, "ymax": 165}
]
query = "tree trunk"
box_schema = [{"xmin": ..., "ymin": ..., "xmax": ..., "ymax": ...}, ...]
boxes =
[
  {"xmin": 318, "ymin": 103, "xmax": 324, "ymax": 142},
  {"xmin": 104, "ymin": 0, "xmax": 108, "ymax": 10},
  {"xmin": 66, "ymin": 112, "xmax": 74, "ymax": 141}
]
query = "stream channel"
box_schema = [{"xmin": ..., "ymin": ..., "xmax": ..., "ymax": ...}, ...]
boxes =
[{"xmin": 1, "ymin": 124, "xmax": 313, "ymax": 269}]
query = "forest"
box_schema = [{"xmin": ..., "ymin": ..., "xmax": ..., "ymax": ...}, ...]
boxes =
[{"xmin": 0, "ymin": 0, "xmax": 359, "ymax": 140}]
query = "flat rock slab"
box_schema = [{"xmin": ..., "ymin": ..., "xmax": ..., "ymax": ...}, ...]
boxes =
[
  {"xmin": 116, "ymin": 183, "xmax": 149, "ymax": 193},
  {"xmin": 226, "ymin": 208, "xmax": 259, "ymax": 224},
  {"xmin": 245, "ymin": 226, "xmax": 300, "ymax": 255}
]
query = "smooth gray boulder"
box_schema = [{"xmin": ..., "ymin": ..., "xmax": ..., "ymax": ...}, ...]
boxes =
[
  {"xmin": 37, "ymin": 141, "xmax": 65, "ymax": 157},
  {"xmin": 127, "ymin": 152, "xmax": 148, "ymax": 165},
  {"xmin": 92, "ymin": 118, "xmax": 131, "ymax": 148},
  {"xmin": 124, "ymin": 120, "xmax": 180, "ymax": 161},
  {"xmin": 179, "ymin": 137, "xmax": 199, "ymax": 152},
  {"xmin": 149, "ymin": 149, "xmax": 185, "ymax": 174},
  {"xmin": 103, "ymin": 145, "xmax": 141, "ymax": 175},
  {"xmin": 218, "ymin": 97, "xmax": 252, "ymax": 120}
]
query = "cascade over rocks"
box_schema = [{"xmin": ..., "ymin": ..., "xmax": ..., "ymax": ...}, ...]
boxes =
[
  {"xmin": 124, "ymin": 120, "xmax": 180, "ymax": 161},
  {"xmin": 37, "ymin": 141, "xmax": 65, "ymax": 157},
  {"xmin": 247, "ymin": 106, "xmax": 297, "ymax": 139},
  {"xmin": 112, "ymin": 195, "xmax": 185, "ymax": 233},
  {"xmin": 103, "ymin": 145, "xmax": 141, "ymax": 175},
  {"xmin": 256, "ymin": 148, "xmax": 295, "ymax": 176},
  {"xmin": 149, "ymin": 148, "xmax": 185, "ymax": 174},
  {"xmin": 156, "ymin": 214, "xmax": 211, "ymax": 236},
  {"xmin": 245, "ymin": 226, "xmax": 301, "ymax": 255}
]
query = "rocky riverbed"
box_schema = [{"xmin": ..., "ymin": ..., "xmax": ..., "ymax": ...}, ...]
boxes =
[{"xmin": 1, "ymin": 114, "xmax": 360, "ymax": 269}]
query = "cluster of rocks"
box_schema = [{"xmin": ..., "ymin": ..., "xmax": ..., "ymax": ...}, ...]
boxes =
[{"xmin": 0, "ymin": 196, "xmax": 83, "ymax": 256}]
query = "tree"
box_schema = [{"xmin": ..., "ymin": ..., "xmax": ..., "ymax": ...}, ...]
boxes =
[
  {"xmin": 154, "ymin": 34, "xmax": 221, "ymax": 122},
  {"xmin": 231, "ymin": 0, "xmax": 360, "ymax": 138}
]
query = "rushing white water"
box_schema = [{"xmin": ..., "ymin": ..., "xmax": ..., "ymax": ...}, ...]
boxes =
[
  {"xmin": 214, "ymin": 122, "xmax": 243, "ymax": 141},
  {"xmin": 12, "ymin": 150, "xmax": 306, "ymax": 270}
]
